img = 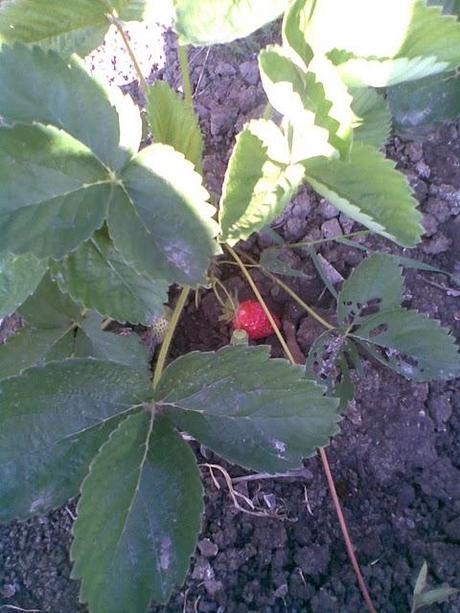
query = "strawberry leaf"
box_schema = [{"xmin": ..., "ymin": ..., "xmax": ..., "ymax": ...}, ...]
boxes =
[{"xmin": 0, "ymin": 251, "xmax": 47, "ymax": 318}]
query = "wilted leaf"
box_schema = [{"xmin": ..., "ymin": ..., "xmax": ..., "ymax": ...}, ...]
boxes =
[
  {"xmin": 260, "ymin": 248, "xmax": 306, "ymax": 277},
  {"xmin": 147, "ymin": 81, "xmax": 203, "ymax": 170},
  {"xmin": 173, "ymin": 0, "xmax": 288, "ymax": 45},
  {"xmin": 304, "ymin": 143, "xmax": 423, "ymax": 247},
  {"xmin": 337, "ymin": 254, "xmax": 404, "ymax": 326},
  {"xmin": 54, "ymin": 231, "xmax": 168, "ymax": 325},
  {"xmin": 219, "ymin": 120, "xmax": 304, "ymax": 244},
  {"xmin": 353, "ymin": 308, "xmax": 460, "ymax": 381},
  {"xmin": 156, "ymin": 345, "xmax": 340, "ymax": 472},
  {"xmin": 0, "ymin": 251, "xmax": 47, "ymax": 318},
  {"xmin": 72, "ymin": 413, "xmax": 203, "ymax": 610},
  {"xmin": 0, "ymin": 359, "xmax": 151, "ymax": 521}
]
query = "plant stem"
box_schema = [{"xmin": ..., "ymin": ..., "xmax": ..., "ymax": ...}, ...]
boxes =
[
  {"xmin": 178, "ymin": 45, "xmax": 193, "ymax": 106},
  {"xmin": 226, "ymin": 245, "xmax": 296, "ymax": 364},
  {"xmin": 319, "ymin": 447, "xmax": 376, "ymax": 613},
  {"xmin": 109, "ymin": 14, "xmax": 148, "ymax": 94},
  {"xmin": 152, "ymin": 287, "xmax": 190, "ymax": 388},
  {"xmin": 241, "ymin": 251, "xmax": 335, "ymax": 331},
  {"xmin": 287, "ymin": 229, "xmax": 370, "ymax": 249},
  {"xmin": 226, "ymin": 244, "xmax": 376, "ymax": 613}
]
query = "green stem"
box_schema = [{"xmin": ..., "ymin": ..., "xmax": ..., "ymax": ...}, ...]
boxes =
[
  {"xmin": 178, "ymin": 45, "xmax": 193, "ymax": 106},
  {"xmin": 287, "ymin": 230, "xmax": 370, "ymax": 249},
  {"xmin": 152, "ymin": 287, "xmax": 190, "ymax": 388},
  {"xmin": 110, "ymin": 15, "xmax": 148, "ymax": 94}
]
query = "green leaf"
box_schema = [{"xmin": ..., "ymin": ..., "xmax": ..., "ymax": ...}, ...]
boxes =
[
  {"xmin": 413, "ymin": 587, "xmax": 459, "ymax": 611},
  {"xmin": 54, "ymin": 230, "xmax": 168, "ymax": 325},
  {"xmin": 354, "ymin": 308, "xmax": 460, "ymax": 381},
  {"xmin": 72, "ymin": 413, "xmax": 203, "ymax": 610},
  {"xmin": 0, "ymin": 358, "xmax": 151, "ymax": 521},
  {"xmin": 219, "ymin": 120, "xmax": 304, "ymax": 244},
  {"xmin": 304, "ymin": 143, "xmax": 423, "ymax": 247},
  {"xmin": 156, "ymin": 345, "xmax": 340, "ymax": 472},
  {"xmin": 0, "ymin": 251, "xmax": 47, "ymax": 318},
  {"xmin": 0, "ymin": 45, "xmax": 139, "ymax": 171},
  {"xmin": 173, "ymin": 0, "xmax": 288, "ymax": 45},
  {"xmin": 351, "ymin": 87, "xmax": 391, "ymax": 148},
  {"xmin": 0, "ymin": 123, "xmax": 112, "ymax": 259},
  {"xmin": 147, "ymin": 81, "xmax": 203, "ymax": 170},
  {"xmin": 388, "ymin": 71, "xmax": 460, "ymax": 137},
  {"xmin": 282, "ymin": 0, "xmax": 314, "ymax": 65},
  {"xmin": 0, "ymin": 0, "xmax": 150, "ymax": 57},
  {"xmin": 301, "ymin": 0, "xmax": 460, "ymax": 86},
  {"xmin": 0, "ymin": 45, "xmax": 217, "ymax": 283},
  {"xmin": 260, "ymin": 248, "xmax": 306, "ymax": 277},
  {"xmin": 108, "ymin": 144, "xmax": 219, "ymax": 285},
  {"xmin": 337, "ymin": 254, "xmax": 404, "ymax": 326},
  {"xmin": 19, "ymin": 273, "xmax": 82, "ymax": 327},
  {"xmin": 259, "ymin": 45, "xmax": 353, "ymax": 160}
]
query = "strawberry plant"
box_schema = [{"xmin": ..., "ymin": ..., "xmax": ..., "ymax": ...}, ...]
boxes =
[{"xmin": 0, "ymin": 1, "xmax": 460, "ymax": 611}]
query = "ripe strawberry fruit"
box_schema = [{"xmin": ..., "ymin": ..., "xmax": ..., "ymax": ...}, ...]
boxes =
[{"xmin": 232, "ymin": 300, "xmax": 281, "ymax": 340}]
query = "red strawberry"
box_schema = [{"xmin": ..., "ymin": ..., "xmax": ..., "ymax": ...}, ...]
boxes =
[{"xmin": 232, "ymin": 300, "xmax": 281, "ymax": 340}]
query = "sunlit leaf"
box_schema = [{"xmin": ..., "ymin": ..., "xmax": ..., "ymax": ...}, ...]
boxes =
[
  {"xmin": 304, "ymin": 143, "xmax": 423, "ymax": 247},
  {"xmin": 173, "ymin": 0, "xmax": 288, "ymax": 45},
  {"xmin": 219, "ymin": 120, "xmax": 304, "ymax": 244},
  {"xmin": 156, "ymin": 345, "xmax": 340, "ymax": 472},
  {"xmin": 0, "ymin": 0, "xmax": 151, "ymax": 57},
  {"xmin": 72, "ymin": 413, "xmax": 203, "ymax": 610}
]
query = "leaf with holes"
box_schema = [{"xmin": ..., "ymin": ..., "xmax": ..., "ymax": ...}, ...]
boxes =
[
  {"xmin": 337, "ymin": 254, "xmax": 404, "ymax": 326},
  {"xmin": 0, "ymin": 0, "xmax": 152, "ymax": 57},
  {"xmin": 71, "ymin": 413, "xmax": 203, "ymax": 611},
  {"xmin": 353, "ymin": 309, "xmax": 460, "ymax": 381},
  {"xmin": 0, "ymin": 45, "xmax": 218, "ymax": 285},
  {"xmin": 351, "ymin": 88, "xmax": 391, "ymax": 148},
  {"xmin": 156, "ymin": 345, "xmax": 340, "ymax": 473},
  {"xmin": 304, "ymin": 143, "xmax": 423, "ymax": 247},
  {"xmin": 259, "ymin": 45, "xmax": 354, "ymax": 160},
  {"xmin": 54, "ymin": 230, "xmax": 168, "ymax": 325},
  {"xmin": 147, "ymin": 81, "xmax": 203, "ymax": 170},
  {"xmin": 173, "ymin": 0, "xmax": 288, "ymax": 45},
  {"xmin": 0, "ymin": 251, "xmax": 47, "ymax": 318},
  {"xmin": 0, "ymin": 358, "xmax": 151, "ymax": 521},
  {"xmin": 219, "ymin": 120, "xmax": 304, "ymax": 244}
]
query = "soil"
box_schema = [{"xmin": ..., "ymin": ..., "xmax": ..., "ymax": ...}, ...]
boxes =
[{"xmin": 1, "ymin": 15, "xmax": 460, "ymax": 613}]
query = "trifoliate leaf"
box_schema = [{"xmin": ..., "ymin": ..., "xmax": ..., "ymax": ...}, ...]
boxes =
[
  {"xmin": 173, "ymin": 0, "xmax": 288, "ymax": 45},
  {"xmin": 353, "ymin": 309, "xmax": 460, "ymax": 381},
  {"xmin": 351, "ymin": 87, "xmax": 391, "ymax": 148},
  {"xmin": 0, "ymin": 0, "xmax": 151, "ymax": 57},
  {"xmin": 337, "ymin": 254, "xmax": 404, "ymax": 326},
  {"xmin": 54, "ymin": 231, "xmax": 168, "ymax": 325},
  {"xmin": 0, "ymin": 251, "xmax": 47, "ymax": 318},
  {"xmin": 147, "ymin": 81, "xmax": 203, "ymax": 170},
  {"xmin": 219, "ymin": 120, "xmax": 304, "ymax": 244},
  {"xmin": 304, "ymin": 143, "xmax": 423, "ymax": 247},
  {"xmin": 156, "ymin": 345, "xmax": 340, "ymax": 472},
  {"xmin": 72, "ymin": 413, "xmax": 203, "ymax": 610},
  {"xmin": 0, "ymin": 359, "xmax": 151, "ymax": 521},
  {"xmin": 0, "ymin": 45, "xmax": 217, "ymax": 284}
]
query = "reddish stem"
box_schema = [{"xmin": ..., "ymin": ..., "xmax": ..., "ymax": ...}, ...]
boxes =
[{"xmin": 319, "ymin": 447, "xmax": 376, "ymax": 613}]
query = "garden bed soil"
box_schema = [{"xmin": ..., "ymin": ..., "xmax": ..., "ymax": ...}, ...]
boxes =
[{"xmin": 1, "ymin": 18, "xmax": 459, "ymax": 613}]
